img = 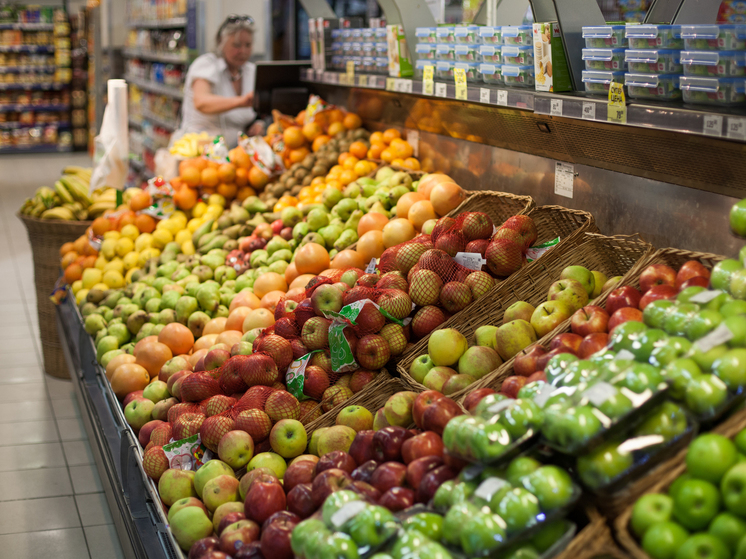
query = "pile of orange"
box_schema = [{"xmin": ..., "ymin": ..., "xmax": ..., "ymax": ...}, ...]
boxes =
[
  {"xmin": 367, "ymin": 129, "xmax": 419, "ymax": 170},
  {"xmin": 60, "ymin": 235, "xmax": 99, "ymax": 283},
  {"xmin": 294, "ymin": 153, "xmax": 377, "ymax": 209}
]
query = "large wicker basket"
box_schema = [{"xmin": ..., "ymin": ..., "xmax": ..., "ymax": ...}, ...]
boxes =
[
  {"xmin": 17, "ymin": 213, "xmax": 90, "ymax": 379},
  {"xmin": 448, "ymin": 190, "xmax": 535, "ymax": 221},
  {"xmin": 397, "ymin": 232, "xmax": 652, "ymax": 399}
]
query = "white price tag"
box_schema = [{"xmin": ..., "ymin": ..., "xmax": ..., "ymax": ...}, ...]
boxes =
[
  {"xmin": 454, "ymin": 252, "xmax": 487, "ymax": 270},
  {"xmin": 365, "ymin": 258, "xmax": 377, "ymax": 274},
  {"xmin": 582, "ymin": 102, "xmax": 596, "ymax": 120},
  {"xmin": 487, "ymin": 399, "xmax": 514, "ymax": 415},
  {"xmin": 406, "ymin": 130, "xmax": 419, "ymax": 157},
  {"xmin": 550, "ymin": 99, "xmax": 563, "ymax": 116},
  {"xmin": 583, "ymin": 381, "xmax": 616, "ymax": 407},
  {"xmin": 475, "ymin": 477, "xmax": 509, "ymax": 501},
  {"xmin": 727, "ymin": 117, "xmax": 746, "ymax": 141},
  {"xmin": 703, "ymin": 114, "xmax": 723, "ymax": 137},
  {"xmin": 358, "ymin": 75, "xmax": 368, "ymax": 87},
  {"xmin": 533, "ymin": 383, "xmax": 555, "ymax": 408},
  {"xmin": 480, "ymin": 88, "xmax": 491, "ymax": 103},
  {"xmin": 554, "ymin": 162, "xmax": 574, "ymax": 199},
  {"xmin": 695, "ymin": 323, "xmax": 734, "ymax": 353},
  {"xmin": 497, "ymin": 90, "xmax": 508, "ymax": 106},
  {"xmin": 435, "ymin": 82, "xmax": 447, "ymax": 97},
  {"xmin": 397, "ymin": 79, "xmax": 413, "ymax": 93},
  {"xmin": 615, "ymin": 349, "xmax": 635, "ymax": 361},
  {"xmin": 689, "ymin": 289, "xmax": 724, "ymax": 304},
  {"xmin": 330, "ymin": 500, "xmax": 367, "ymax": 528}
]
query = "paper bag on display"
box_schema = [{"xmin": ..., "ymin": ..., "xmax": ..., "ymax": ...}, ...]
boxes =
[{"xmin": 90, "ymin": 80, "xmax": 129, "ymax": 193}]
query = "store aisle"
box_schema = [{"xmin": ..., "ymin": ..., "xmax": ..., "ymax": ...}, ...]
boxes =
[{"xmin": 0, "ymin": 153, "xmax": 125, "ymax": 559}]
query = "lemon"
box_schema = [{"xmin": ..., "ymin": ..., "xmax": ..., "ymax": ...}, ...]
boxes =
[
  {"xmin": 170, "ymin": 211, "xmax": 188, "ymax": 228},
  {"xmin": 175, "ymin": 229, "xmax": 192, "ymax": 245},
  {"xmin": 208, "ymin": 194, "xmax": 226, "ymax": 207},
  {"xmin": 187, "ymin": 217, "xmax": 204, "ymax": 233},
  {"xmin": 122, "ymin": 252, "xmax": 139, "ymax": 270},
  {"xmin": 95, "ymin": 256, "xmax": 107, "ymax": 270},
  {"xmin": 103, "ymin": 230, "xmax": 120, "ymax": 241},
  {"xmin": 75, "ymin": 288, "xmax": 89, "ymax": 305},
  {"xmin": 139, "ymin": 248, "xmax": 161, "ymax": 268},
  {"xmin": 115, "ymin": 237, "xmax": 134, "ymax": 258},
  {"xmin": 157, "ymin": 219, "xmax": 182, "ymax": 236},
  {"xmin": 135, "ymin": 233, "xmax": 152, "ymax": 252},
  {"xmin": 91, "ymin": 283, "xmax": 110, "ymax": 292},
  {"xmin": 181, "ymin": 240, "xmax": 196, "ymax": 255},
  {"xmin": 100, "ymin": 238, "xmax": 117, "ymax": 260},
  {"xmin": 125, "ymin": 267, "xmax": 139, "ymax": 284},
  {"xmin": 103, "ymin": 258, "xmax": 124, "ymax": 274},
  {"xmin": 120, "ymin": 224, "xmax": 140, "ymax": 241},
  {"xmin": 81, "ymin": 268, "xmax": 103, "ymax": 290},
  {"xmin": 71, "ymin": 280, "xmax": 83, "ymax": 295},
  {"xmin": 151, "ymin": 229, "xmax": 173, "ymax": 249},
  {"xmin": 103, "ymin": 270, "xmax": 125, "ymax": 289},
  {"xmin": 192, "ymin": 201, "xmax": 207, "ymax": 218},
  {"xmin": 205, "ymin": 205, "xmax": 223, "ymax": 220}
]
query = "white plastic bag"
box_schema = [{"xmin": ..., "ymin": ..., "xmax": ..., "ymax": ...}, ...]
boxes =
[{"xmin": 90, "ymin": 80, "xmax": 129, "ymax": 193}]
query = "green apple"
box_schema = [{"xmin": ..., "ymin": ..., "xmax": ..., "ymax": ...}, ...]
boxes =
[
  {"xmin": 530, "ymin": 300, "xmax": 574, "ymax": 338},
  {"xmin": 635, "ymin": 401, "xmax": 688, "ymax": 441},
  {"xmin": 691, "ymin": 344, "xmax": 729, "ymax": 372},
  {"xmin": 672, "ymin": 479, "xmax": 721, "ymax": 530},
  {"xmin": 471, "ymin": 422, "xmax": 511, "ymax": 462},
  {"xmin": 346, "ymin": 505, "xmax": 397, "ymax": 548},
  {"xmin": 675, "ymin": 534, "xmax": 730, "ymax": 559},
  {"xmin": 561, "ymin": 360, "xmax": 600, "ymax": 386},
  {"xmin": 685, "ymin": 374, "xmax": 728, "ymax": 416},
  {"xmin": 170, "ymin": 506, "xmax": 214, "ymax": 551},
  {"xmin": 686, "ymin": 310, "xmax": 724, "ymax": 340},
  {"xmin": 402, "ymin": 512, "xmax": 444, "ymax": 541},
  {"xmin": 460, "ymin": 510, "xmax": 507, "ymax": 556},
  {"xmin": 194, "ymin": 460, "xmax": 235, "ymax": 498},
  {"xmin": 317, "ymin": 425, "xmax": 356, "ymax": 456},
  {"xmin": 496, "ymin": 488, "xmax": 541, "ymax": 533},
  {"xmin": 409, "ymin": 354, "xmax": 435, "ymax": 384},
  {"xmin": 617, "ymin": 362, "xmax": 664, "ymax": 393},
  {"xmin": 650, "ymin": 337, "xmax": 693, "ymax": 368},
  {"xmin": 577, "ymin": 441, "xmax": 634, "ymax": 489},
  {"xmin": 709, "ymin": 512, "xmax": 746, "ymax": 552},
  {"xmin": 201, "ymin": 474, "xmax": 240, "ymax": 512},
  {"xmin": 663, "ymin": 303, "xmax": 699, "ymax": 337},
  {"xmin": 663, "ymin": 359, "xmax": 704, "ymax": 400},
  {"xmin": 124, "ymin": 399, "xmax": 155, "ymax": 431},
  {"xmin": 475, "ymin": 325, "xmax": 500, "ymax": 351},
  {"xmin": 142, "ymin": 380, "xmax": 170, "ymax": 403},
  {"xmin": 641, "ymin": 521, "xmax": 689, "ymax": 559},
  {"xmin": 731, "ymin": 269, "xmax": 746, "ymax": 300},
  {"xmin": 158, "ymin": 468, "xmax": 197, "ymax": 507},
  {"xmin": 721, "ymin": 463, "xmax": 746, "ymax": 516},
  {"xmin": 725, "ymin": 315, "xmax": 746, "ymax": 347},
  {"xmin": 167, "ymin": 497, "xmax": 208, "ymax": 524},
  {"xmin": 668, "ymin": 473, "xmax": 692, "ymax": 501},
  {"xmin": 543, "ymin": 405, "xmax": 602, "ymax": 447},
  {"xmin": 291, "ymin": 518, "xmax": 328, "ymax": 557},
  {"xmin": 495, "ymin": 319, "xmax": 538, "ymax": 361},
  {"xmin": 598, "ymin": 390, "xmax": 634, "ymax": 420},
  {"xmin": 504, "ymin": 301, "xmax": 536, "ymax": 323},
  {"xmin": 711, "ymin": 259, "xmax": 744, "ymax": 292},
  {"xmin": 319, "ymin": 532, "xmax": 360, "ymax": 559},
  {"xmin": 322, "ymin": 490, "xmax": 361, "ymax": 526},
  {"xmin": 631, "ymin": 493, "xmax": 674, "ymax": 537},
  {"xmin": 217, "ymin": 430, "xmax": 254, "ymax": 470},
  {"xmin": 500, "ymin": 399, "xmax": 544, "ymax": 439},
  {"xmin": 442, "ymin": 502, "xmax": 480, "ymax": 546},
  {"xmin": 521, "ymin": 466, "xmax": 575, "ymax": 511},
  {"xmin": 531, "ymin": 520, "xmax": 572, "ymax": 552},
  {"xmin": 544, "ymin": 352, "xmax": 578, "ymax": 384},
  {"xmin": 677, "ymin": 286, "xmax": 707, "ymax": 304},
  {"xmin": 506, "ymin": 456, "xmax": 542, "ymax": 487},
  {"xmin": 731, "ymin": 199, "xmax": 746, "ymax": 236},
  {"xmin": 737, "ymin": 535, "xmax": 746, "ymax": 559},
  {"xmin": 610, "ymin": 320, "xmax": 648, "ymax": 352},
  {"xmin": 247, "ymin": 452, "xmax": 287, "ymax": 479},
  {"xmin": 269, "ymin": 419, "xmax": 308, "ymax": 459},
  {"xmin": 721, "ymin": 300, "xmax": 746, "ymax": 318},
  {"xmin": 631, "ymin": 328, "xmax": 669, "ymax": 362},
  {"xmin": 560, "ymin": 265, "xmax": 595, "ymax": 296},
  {"xmin": 390, "ymin": 529, "xmax": 430, "ymax": 559},
  {"xmin": 591, "ymin": 271, "xmax": 608, "ymax": 298},
  {"xmin": 644, "ymin": 300, "xmax": 678, "ymax": 329},
  {"xmin": 432, "ymin": 480, "xmax": 456, "ymax": 510},
  {"xmin": 735, "ymin": 428, "xmax": 746, "ymax": 454},
  {"xmin": 547, "ymin": 278, "xmax": 589, "ymax": 312},
  {"xmin": 713, "ymin": 348, "xmax": 746, "ymax": 389},
  {"xmin": 428, "ymin": 328, "xmax": 468, "ymax": 367}
]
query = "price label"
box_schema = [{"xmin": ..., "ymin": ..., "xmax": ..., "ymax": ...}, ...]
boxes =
[
  {"xmin": 398, "ymin": 79, "xmax": 413, "ymax": 93},
  {"xmin": 703, "ymin": 114, "xmax": 723, "ymax": 137},
  {"xmin": 582, "ymin": 102, "xmax": 596, "ymax": 120},
  {"xmin": 422, "ymin": 64, "xmax": 434, "ymax": 96},
  {"xmin": 338, "ymin": 73, "xmax": 348, "ymax": 85},
  {"xmin": 358, "ymin": 74, "xmax": 368, "ymax": 87},
  {"xmin": 607, "ymin": 82, "xmax": 627, "ymax": 124},
  {"xmin": 533, "ymin": 383, "xmax": 555, "ymax": 408},
  {"xmin": 454, "ymin": 67, "xmax": 467, "ymax": 100},
  {"xmin": 615, "ymin": 349, "xmax": 635, "ymax": 361},
  {"xmin": 550, "ymin": 98, "xmax": 563, "ymax": 116},
  {"xmin": 727, "ymin": 117, "xmax": 746, "ymax": 141},
  {"xmin": 583, "ymin": 381, "xmax": 616, "ymax": 407},
  {"xmin": 695, "ymin": 323, "xmax": 734, "ymax": 353},
  {"xmin": 497, "ymin": 90, "xmax": 508, "ymax": 106},
  {"xmin": 475, "ymin": 478, "xmax": 509, "ymax": 501},
  {"xmin": 331, "ymin": 501, "xmax": 367, "ymax": 528},
  {"xmin": 480, "ymin": 88, "xmax": 491, "ymax": 104},
  {"xmin": 454, "ymin": 252, "xmax": 487, "ymax": 270},
  {"xmin": 435, "ymin": 82, "xmax": 447, "ymax": 97},
  {"xmin": 554, "ymin": 162, "xmax": 574, "ymax": 199},
  {"xmin": 346, "ymin": 60, "xmax": 355, "ymax": 84},
  {"xmin": 386, "ymin": 77, "xmax": 395, "ymax": 91},
  {"xmin": 487, "ymin": 399, "xmax": 514, "ymax": 415},
  {"xmin": 406, "ymin": 129, "xmax": 419, "ymax": 157},
  {"xmin": 689, "ymin": 290, "xmax": 724, "ymax": 304},
  {"xmin": 365, "ymin": 258, "xmax": 377, "ymax": 274}
]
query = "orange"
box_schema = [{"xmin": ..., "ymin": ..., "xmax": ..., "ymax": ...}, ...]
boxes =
[
  {"xmin": 73, "ymin": 236, "xmax": 88, "ymax": 255},
  {"xmin": 358, "ymin": 212, "xmax": 389, "ymax": 237},
  {"xmin": 158, "ymin": 323, "xmax": 194, "ymax": 355},
  {"xmin": 302, "ymin": 122, "xmax": 323, "ymax": 142},
  {"xmin": 391, "ymin": 158, "xmax": 405, "ymax": 167},
  {"xmin": 61, "ymin": 252, "xmax": 78, "ymax": 270},
  {"xmin": 129, "ymin": 189, "xmax": 152, "ymax": 212},
  {"xmin": 173, "ymin": 186, "xmax": 198, "ymax": 210},
  {"xmin": 343, "ymin": 113, "xmax": 362, "ymax": 130},
  {"xmin": 368, "ymin": 144, "xmax": 383, "ymax": 159},
  {"xmin": 207, "ymin": 159, "xmax": 219, "ymax": 170},
  {"xmin": 312, "ymin": 135, "xmax": 331, "ymax": 152},
  {"xmin": 217, "ymin": 163, "xmax": 237, "ymax": 183},
  {"xmin": 325, "ymin": 179, "xmax": 343, "ymax": 191},
  {"xmin": 289, "ymin": 147, "xmax": 310, "ymax": 164},
  {"xmin": 134, "ymin": 213, "xmax": 156, "ymax": 233},
  {"xmin": 117, "ymin": 212, "xmax": 136, "ymax": 229},
  {"xmin": 91, "ymin": 217, "xmax": 111, "ymax": 236},
  {"xmin": 370, "ymin": 131, "xmax": 385, "ymax": 145},
  {"xmin": 408, "ymin": 200, "xmax": 437, "ymax": 230},
  {"xmin": 397, "ymin": 192, "xmax": 426, "ymax": 219},
  {"xmin": 381, "ymin": 148, "xmax": 394, "ymax": 163},
  {"xmin": 349, "ymin": 141, "xmax": 368, "ymax": 159},
  {"xmin": 267, "ymin": 122, "xmax": 282, "ymax": 136},
  {"xmin": 192, "ymin": 157, "xmax": 208, "ymax": 172},
  {"xmin": 278, "ymin": 195, "xmax": 299, "ymax": 207},
  {"xmin": 236, "ymin": 186, "xmax": 256, "ymax": 201},
  {"xmin": 249, "ymin": 167, "xmax": 269, "ymax": 189},
  {"xmin": 390, "ymin": 138, "xmax": 414, "ymax": 159},
  {"xmin": 403, "ymin": 157, "xmax": 421, "ymax": 171},
  {"xmin": 217, "ymin": 182, "xmax": 238, "ymax": 199},
  {"xmin": 296, "ymin": 110, "xmax": 306, "ymax": 125},
  {"xmin": 170, "ymin": 177, "xmax": 184, "ymax": 191},
  {"xmin": 383, "ymin": 128, "xmax": 401, "ymax": 144},
  {"xmin": 235, "ymin": 167, "xmax": 248, "ymax": 186},
  {"xmin": 135, "ymin": 341, "xmax": 173, "ymax": 378},
  {"xmin": 295, "ymin": 243, "xmax": 330, "ymax": 275},
  {"xmin": 339, "ymin": 170, "xmax": 357, "ymax": 186},
  {"xmin": 342, "ymin": 156, "xmax": 359, "ymax": 170},
  {"xmin": 354, "ymin": 160, "xmax": 372, "ymax": 176},
  {"xmin": 327, "ymin": 109, "xmax": 344, "ymax": 123},
  {"xmin": 200, "ymin": 167, "xmax": 219, "ymax": 188},
  {"xmin": 178, "ymin": 159, "xmax": 196, "ymax": 176},
  {"xmin": 283, "ymin": 126, "xmax": 306, "ymax": 149},
  {"xmin": 310, "ymin": 176, "xmax": 325, "ymax": 187},
  {"xmin": 338, "ymin": 153, "xmax": 352, "ymax": 166},
  {"xmin": 253, "ymin": 272, "xmax": 288, "ymax": 299},
  {"xmin": 201, "ymin": 186, "xmax": 217, "ymax": 196},
  {"xmin": 110, "ymin": 364, "xmax": 150, "ymax": 399},
  {"xmin": 60, "ymin": 242, "xmax": 75, "ymax": 257},
  {"xmin": 331, "ymin": 249, "xmax": 365, "ymax": 269},
  {"xmin": 357, "ymin": 230, "xmax": 385, "ymax": 262},
  {"xmin": 64, "ymin": 263, "xmax": 83, "ymax": 283},
  {"xmin": 328, "ymin": 121, "xmax": 345, "ymax": 137},
  {"xmin": 181, "ymin": 166, "xmax": 201, "ymax": 188},
  {"xmin": 231, "ymin": 147, "xmax": 252, "ymax": 169},
  {"xmin": 81, "ymin": 255, "xmax": 97, "ymax": 269}
]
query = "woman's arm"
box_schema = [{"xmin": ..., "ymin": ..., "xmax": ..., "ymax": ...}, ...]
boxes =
[{"xmin": 192, "ymin": 78, "xmax": 254, "ymax": 114}]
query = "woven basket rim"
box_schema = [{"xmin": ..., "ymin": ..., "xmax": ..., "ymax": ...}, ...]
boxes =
[{"xmin": 17, "ymin": 211, "xmax": 91, "ymax": 228}]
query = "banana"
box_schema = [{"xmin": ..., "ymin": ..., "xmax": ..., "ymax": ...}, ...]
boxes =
[
  {"xmin": 60, "ymin": 176, "xmax": 93, "ymax": 208},
  {"xmin": 41, "ymin": 207, "xmax": 75, "ymax": 220},
  {"xmin": 87, "ymin": 201, "xmax": 116, "ymax": 218},
  {"xmin": 54, "ymin": 180, "xmax": 74, "ymax": 204},
  {"xmin": 63, "ymin": 165, "xmax": 92, "ymax": 176}
]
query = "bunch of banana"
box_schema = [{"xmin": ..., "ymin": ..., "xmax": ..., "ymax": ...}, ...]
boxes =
[
  {"xmin": 20, "ymin": 166, "xmax": 100, "ymax": 221},
  {"xmin": 57, "ymin": 175, "xmax": 93, "ymax": 208},
  {"xmin": 41, "ymin": 206, "xmax": 76, "ymax": 220},
  {"xmin": 87, "ymin": 188, "xmax": 118, "ymax": 219},
  {"xmin": 170, "ymin": 132, "xmax": 212, "ymax": 157}
]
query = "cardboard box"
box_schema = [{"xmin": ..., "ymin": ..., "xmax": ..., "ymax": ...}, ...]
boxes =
[
  {"xmin": 386, "ymin": 24, "xmax": 414, "ymax": 78},
  {"xmin": 533, "ymin": 22, "xmax": 572, "ymax": 92}
]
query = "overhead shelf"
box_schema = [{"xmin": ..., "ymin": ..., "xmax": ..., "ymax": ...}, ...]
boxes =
[
  {"xmin": 141, "ymin": 110, "xmax": 178, "ymax": 131},
  {"xmin": 127, "ymin": 17, "xmax": 187, "ymax": 29},
  {"xmin": 301, "ymin": 69, "xmax": 746, "ymax": 144},
  {"xmin": 0, "ymin": 22, "xmax": 53, "ymax": 30},
  {"xmin": 0, "ymin": 103, "xmax": 69, "ymax": 112},
  {"xmin": 0, "ymin": 66, "xmax": 57, "ymax": 73},
  {"xmin": 0, "ymin": 82, "xmax": 65, "ymax": 90},
  {"xmin": 0, "ymin": 144, "xmax": 71, "ymax": 153},
  {"xmin": 0, "ymin": 45, "xmax": 54, "ymax": 53},
  {"xmin": 125, "ymin": 74, "xmax": 184, "ymax": 100},
  {"xmin": 122, "ymin": 48, "xmax": 188, "ymax": 64}
]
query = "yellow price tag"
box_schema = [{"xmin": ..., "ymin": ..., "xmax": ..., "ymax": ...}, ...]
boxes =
[
  {"xmin": 386, "ymin": 78, "xmax": 395, "ymax": 91},
  {"xmin": 346, "ymin": 60, "xmax": 355, "ymax": 85},
  {"xmin": 423, "ymin": 64, "xmax": 434, "ymax": 96},
  {"xmin": 607, "ymin": 82, "xmax": 627, "ymax": 124},
  {"xmin": 454, "ymin": 67, "xmax": 467, "ymax": 100}
]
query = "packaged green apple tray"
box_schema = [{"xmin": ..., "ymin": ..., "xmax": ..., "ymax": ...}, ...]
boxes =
[
  {"xmin": 614, "ymin": 405, "xmax": 746, "ymax": 559},
  {"xmin": 397, "ymin": 232, "xmax": 653, "ymax": 401}
]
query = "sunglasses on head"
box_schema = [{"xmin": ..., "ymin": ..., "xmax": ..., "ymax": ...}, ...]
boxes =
[{"xmin": 218, "ymin": 14, "xmax": 255, "ymax": 36}]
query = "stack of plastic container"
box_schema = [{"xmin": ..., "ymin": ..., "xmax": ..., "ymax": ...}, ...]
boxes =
[
  {"xmin": 624, "ymin": 24, "xmax": 684, "ymax": 101},
  {"xmin": 679, "ymin": 25, "xmax": 746, "ymax": 106},
  {"xmin": 581, "ymin": 25, "xmax": 628, "ymax": 95},
  {"xmin": 500, "ymin": 25, "xmax": 535, "ymax": 87},
  {"xmin": 330, "ymin": 27, "xmax": 388, "ymax": 75}
]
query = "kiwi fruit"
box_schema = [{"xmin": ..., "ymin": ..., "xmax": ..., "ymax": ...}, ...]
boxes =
[
  {"xmin": 286, "ymin": 177, "xmax": 298, "ymax": 189},
  {"xmin": 291, "ymin": 185, "xmax": 303, "ymax": 196},
  {"xmin": 294, "ymin": 169, "xmax": 307, "ymax": 180},
  {"xmin": 301, "ymin": 155, "xmax": 315, "ymax": 168},
  {"xmin": 311, "ymin": 165, "xmax": 326, "ymax": 177},
  {"xmin": 271, "ymin": 183, "xmax": 285, "ymax": 197},
  {"xmin": 302, "ymin": 175, "xmax": 313, "ymax": 186}
]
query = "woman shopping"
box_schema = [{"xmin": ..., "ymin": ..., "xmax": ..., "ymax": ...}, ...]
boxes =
[{"xmin": 173, "ymin": 15, "xmax": 265, "ymax": 147}]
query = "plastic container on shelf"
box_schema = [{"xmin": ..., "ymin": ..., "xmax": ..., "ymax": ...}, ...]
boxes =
[
  {"xmin": 375, "ymin": 43, "xmax": 387, "ymax": 57},
  {"xmin": 582, "ymin": 70, "xmax": 626, "ymax": 94},
  {"xmin": 331, "ymin": 29, "xmax": 342, "ymax": 42},
  {"xmin": 362, "ymin": 28, "xmax": 375, "ymax": 42},
  {"xmin": 478, "ymin": 26, "xmax": 502, "ymax": 45},
  {"xmin": 341, "ymin": 28, "xmax": 353, "ymax": 42},
  {"xmin": 351, "ymin": 29, "xmax": 363, "ymax": 42},
  {"xmin": 582, "ymin": 25, "xmax": 627, "ymax": 48},
  {"xmin": 374, "ymin": 57, "xmax": 388, "ymax": 74},
  {"xmin": 479, "ymin": 62, "xmax": 503, "ymax": 84},
  {"xmin": 501, "ymin": 44, "xmax": 534, "ymax": 66},
  {"xmin": 625, "ymin": 72, "xmax": 682, "ymax": 100},
  {"xmin": 331, "ymin": 55, "xmax": 343, "ymax": 71},
  {"xmin": 436, "ymin": 26, "xmax": 455, "ymax": 44},
  {"xmin": 582, "ymin": 48, "xmax": 627, "ymax": 71},
  {"xmin": 455, "ymin": 61, "xmax": 479, "ymax": 82},
  {"xmin": 435, "ymin": 43, "xmax": 455, "ymax": 61},
  {"xmin": 375, "ymin": 28, "xmax": 387, "ymax": 42},
  {"xmin": 680, "ymin": 76, "xmax": 746, "ymax": 106},
  {"xmin": 625, "ymin": 24, "xmax": 683, "ymax": 49},
  {"xmin": 350, "ymin": 42, "xmax": 363, "ymax": 57},
  {"xmin": 330, "ymin": 41, "xmax": 343, "ymax": 55},
  {"xmin": 454, "ymin": 44, "xmax": 478, "ymax": 62},
  {"xmin": 681, "ymin": 24, "xmax": 746, "ymax": 50},
  {"xmin": 414, "ymin": 59, "xmax": 430, "ymax": 79},
  {"xmin": 478, "ymin": 44, "xmax": 501, "ymax": 64},
  {"xmin": 454, "ymin": 25, "xmax": 481, "ymax": 44},
  {"xmin": 435, "ymin": 60, "xmax": 454, "ymax": 80},
  {"xmin": 625, "ymin": 49, "xmax": 683, "ymax": 74},
  {"xmin": 361, "ymin": 42, "xmax": 375, "ymax": 57},
  {"xmin": 681, "ymin": 50, "xmax": 746, "ymax": 77},
  {"xmin": 502, "ymin": 64, "xmax": 534, "ymax": 86},
  {"xmin": 415, "ymin": 43, "xmax": 437, "ymax": 60},
  {"xmin": 416, "ymin": 27, "xmax": 437, "ymax": 44},
  {"xmin": 502, "ymin": 25, "xmax": 532, "ymax": 45},
  {"xmin": 361, "ymin": 56, "xmax": 376, "ymax": 73}
]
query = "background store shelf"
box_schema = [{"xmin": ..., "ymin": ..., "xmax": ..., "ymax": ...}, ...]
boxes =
[
  {"xmin": 0, "ymin": 103, "xmax": 69, "ymax": 112},
  {"xmin": 0, "ymin": 22, "xmax": 54, "ymax": 30},
  {"xmin": 0, "ymin": 45, "xmax": 54, "ymax": 53},
  {"xmin": 122, "ymin": 49, "xmax": 188, "ymax": 64},
  {"xmin": 0, "ymin": 66, "xmax": 57, "ymax": 73},
  {"xmin": 127, "ymin": 18, "xmax": 187, "ymax": 29},
  {"xmin": 0, "ymin": 144, "xmax": 72, "ymax": 153},
  {"xmin": 141, "ymin": 110, "xmax": 177, "ymax": 131},
  {"xmin": 124, "ymin": 74, "xmax": 183, "ymax": 100},
  {"xmin": 0, "ymin": 82, "xmax": 65, "ymax": 90}
]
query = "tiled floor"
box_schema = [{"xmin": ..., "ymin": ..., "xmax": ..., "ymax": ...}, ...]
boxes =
[{"xmin": 0, "ymin": 153, "xmax": 125, "ymax": 558}]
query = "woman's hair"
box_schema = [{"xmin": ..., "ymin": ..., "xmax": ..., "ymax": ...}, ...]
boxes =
[{"xmin": 215, "ymin": 15, "xmax": 255, "ymax": 54}]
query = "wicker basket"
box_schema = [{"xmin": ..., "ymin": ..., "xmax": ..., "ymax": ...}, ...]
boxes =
[
  {"xmin": 397, "ymin": 233, "xmax": 653, "ymax": 399},
  {"xmin": 447, "ymin": 190, "xmax": 535, "ymax": 221},
  {"xmin": 18, "ymin": 213, "xmax": 90, "ymax": 379},
  {"xmin": 556, "ymin": 506, "xmax": 627, "ymax": 559},
  {"xmin": 615, "ymin": 406, "xmax": 746, "ymax": 559}
]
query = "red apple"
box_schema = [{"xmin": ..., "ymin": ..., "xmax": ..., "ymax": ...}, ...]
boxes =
[
  {"xmin": 217, "ymin": 512, "xmax": 246, "ymax": 536},
  {"xmin": 513, "ymin": 345, "xmax": 547, "ymax": 377},
  {"xmin": 401, "ymin": 431, "xmax": 444, "ymax": 464},
  {"xmin": 549, "ymin": 333, "xmax": 583, "ymax": 353},
  {"xmin": 370, "ymin": 462, "xmax": 407, "ymax": 493},
  {"xmin": 463, "ymin": 388, "xmax": 498, "ymax": 412},
  {"xmin": 233, "ymin": 542, "xmax": 263, "ymax": 559},
  {"xmin": 606, "ymin": 286, "xmax": 642, "ymax": 315},
  {"xmin": 351, "ymin": 460, "xmax": 380, "ymax": 484},
  {"xmin": 315, "ymin": 451, "xmax": 356, "ymax": 476},
  {"xmin": 501, "ymin": 376, "xmax": 527, "ymax": 398},
  {"xmin": 348, "ymin": 430, "xmax": 375, "ymax": 466},
  {"xmin": 526, "ymin": 371, "xmax": 547, "ymax": 384},
  {"xmin": 608, "ymin": 307, "xmax": 644, "ymax": 333},
  {"xmin": 286, "ymin": 483, "xmax": 315, "ymax": 519},
  {"xmin": 416, "ymin": 465, "xmax": 458, "ymax": 503},
  {"xmin": 311, "ymin": 468, "xmax": 352, "ymax": 508},
  {"xmin": 189, "ymin": 537, "xmax": 220, "ymax": 559},
  {"xmin": 422, "ymin": 398, "xmax": 463, "ymax": 436},
  {"xmin": 412, "ymin": 391, "xmax": 446, "ymax": 429},
  {"xmin": 443, "ymin": 450, "xmax": 469, "ymax": 471},
  {"xmin": 536, "ymin": 347, "xmax": 576, "ymax": 372},
  {"xmin": 406, "ymin": 455, "xmax": 444, "ymax": 490},
  {"xmin": 260, "ymin": 515, "xmax": 299, "ymax": 559},
  {"xmin": 680, "ymin": 276, "xmax": 710, "ymax": 290},
  {"xmin": 639, "ymin": 264, "xmax": 676, "ymax": 294},
  {"xmin": 378, "ymin": 487, "xmax": 415, "ymax": 512},
  {"xmin": 283, "ymin": 459, "xmax": 317, "ymax": 493},
  {"xmin": 676, "ymin": 260, "xmax": 710, "ymax": 291},
  {"xmin": 219, "ymin": 520, "xmax": 260, "ymax": 555},
  {"xmin": 351, "ymin": 480, "xmax": 381, "ymax": 501},
  {"xmin": 262, "ymin": 511, "xmax": 300, "ymax": 532},
  {"xmin": 639, "ymin": 284, "xmax": 677, "ymax": 310},
  {"xmin": 570, "ymin": 306, "xmax": 610, "ymax": 337},
  {"xmin": 372, "ymin": 426, "xmax": 414, "ymax": 462},
  {"xmin": 578, "ymin": 333, "xmax": 610, "ymax": 358},
  {"xmin": 244, "ymin": 482, "xmax": 286, "ymax": 525}
]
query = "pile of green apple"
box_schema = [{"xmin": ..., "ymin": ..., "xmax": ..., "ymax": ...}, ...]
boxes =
[{"xmin": 630, "ymin": 430, "xmax": 746, "ymax": 559}]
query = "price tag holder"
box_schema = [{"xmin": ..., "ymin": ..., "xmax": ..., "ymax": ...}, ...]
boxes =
[
  {"xmin": 480, "ymin": 88, "xmax": 491, "ymax": 104},
  {"xmin": 582, "ymin": 102, "xmax": 596, "ymax": 120},
  {"xmin": 406, "ymin": 130, "xmax": 420, "ymax": 157},
  {"xmin": 346, "ymin": 60, "xmax": 355, "ymax": 84},
  {"xmin": 386, "ymin": 77, "xmax": 395, "ymax": 91},
  {"xmin": 435, "ymin": 82, "xmax": 447, "ymax": 98},
  {"xmin": 703, "ymin": 114, "xmax": 723, "ymax": 137},
  {"xmin": 365, "ymin": 258, "xmax": 377, "ymax": 274},
  {"xmin": 607, "ymin": 82, "xmax": 627, "ymax": 124},
  {"xmin": 454, "ymin": 67, "xmax": 467, "ymax": 100},
  {"xmin": 454, "ymin": 252, "xmax": 487, "ymax": 270},
  {"xmin": 422, "ymin": 64, "xmax": 434, "ymax": 96},
  {"xmin": 727, "ymin": 117, "xmax": 746, "ymax": 141},
  {"xmin": 397, "ymin": 79, "xmax": 413, "ymax": 93},
  {"xmin": 550, "ymin": 98, "xmax": 563, "ymax": 116},
  {"xmin": 554, "ymin": 162, "xmax": 574, "ymax": 198},
  {"xmin": 358, "ymin": 74, "xmax": 368, "ymax": 87},
  {"xmin": 497, "ymin": 90, "xmax": 508, "ymax": 106},
  {"xmin": 533, "ymin": 383, "xmax": 556, "ymax": 408}
]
